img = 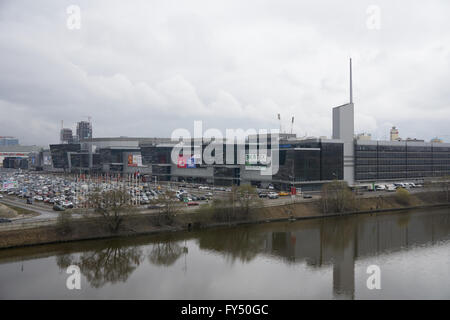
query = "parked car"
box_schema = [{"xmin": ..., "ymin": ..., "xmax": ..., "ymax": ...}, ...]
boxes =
[
  {"xmin": 303, "ymin": 194, "xmax": 313, "ymax": 199},
  {"xmin": 0, "ymin": 218, "xmax": 12, "ymax": 223},
  {"xmin": 26, "ymin": 198, "xmax": 33, "ymax": 204},
  {"xmin": 62, "ymin": 201, "xmax": 74, "ymax": 208},
  {"xmin": 386, "ymin": 184, "xmax": 397, "ymax": 192},
  {"xmin": 278, "ymin": 191, "xmax": 289, "ymax": 196},
  {"xmin": 258, "ymin": 192, "xmax": 268, "ymax": 198},
  {"xmin": 187, "ymin": 202, "xmax": 199, "ymax": 206},
  {"xmin": 268, "ymin": 192, "xmax": 279, "ymax": 199},
  {"xmin": 53, "ymin": 204, "xmax": 65, "ymax": 211}
]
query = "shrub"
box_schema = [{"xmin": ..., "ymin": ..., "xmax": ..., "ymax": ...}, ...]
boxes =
[
  {"xmin": 395, "ymin": 187, "xmax": 411, "ymax": 206},
  {"xmin": 321, "ymin": 181, "xmax": 357, "ymax": 213}
]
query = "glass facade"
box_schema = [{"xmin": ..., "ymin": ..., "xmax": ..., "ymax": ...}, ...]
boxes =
[
  {"xmin": 49, "ymin": 144, "xmax": 81, "ymax": 169},
  {"xmin": 141, "ymin": 146, "xmax": 172, "ymax": 165},
  {"xmin": 274, "ymin": 141, "xmax": 343, "ymax": 182},
  {"xmin": 140, "ymin": 140, "xmax": 343, "ymax": 184},
  {"xmin": 355, "ymin": 142, "xmax": 450, "ymax": 181}
]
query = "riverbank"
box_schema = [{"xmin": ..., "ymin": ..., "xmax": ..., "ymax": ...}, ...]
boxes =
[
  {"xmin": 0, "ymin": 191, "xmax": 449, "ymax": 249},
  {"xmin": 0, "ymin": 203, "xmax": 39, "ymax": 219}
]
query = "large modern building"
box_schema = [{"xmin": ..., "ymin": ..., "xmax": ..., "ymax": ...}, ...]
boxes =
[
  {"xmin": 355, "ymin": 140, "xmax": 450, "ymax": 181},
  {"xmin": 0, "ymin": 145, "xmax": 43, "ymax": 169},
  {"xmin": 48, "ymin": 135, "xmax": 343, "ymax": 190},
  {"xmin": 44, "ymin": 59, "xmax": 450, "ymax": 188},
  {"xmin": 0, "ymin": 136, "xmax": 19, "ymax": 146}
]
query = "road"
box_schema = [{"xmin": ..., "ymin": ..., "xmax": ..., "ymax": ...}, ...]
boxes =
[{"xmin": 0, "ymin": 197, "xmax": 58, "ymax": 222}]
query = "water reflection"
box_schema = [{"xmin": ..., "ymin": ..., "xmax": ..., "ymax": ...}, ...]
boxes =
[
  {"xmin": 56, "ymin": 242, "xmax": 144, "ymax": 288},
  {"xmin": 147, "ymin": 238, "xmax": 183, "ymax": 267},
  {"xmin": 0, "ymin": 208, "xmax": 448, "ymax": 298},
  {"xmin": 192, "ymin": 209, "xmax": 450, "ymax": 299}
]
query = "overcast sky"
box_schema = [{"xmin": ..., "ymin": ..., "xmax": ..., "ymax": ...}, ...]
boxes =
[{"xmin": 0, "ymin": 0, "xmax": 449, "ymax": 146}]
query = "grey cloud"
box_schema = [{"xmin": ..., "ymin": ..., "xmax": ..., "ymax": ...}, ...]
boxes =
[{"xmin": 0, "ymin": 0, "xmax": 449, "ymax": 145}]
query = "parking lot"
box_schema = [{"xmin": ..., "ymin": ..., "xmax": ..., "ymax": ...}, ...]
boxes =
[
  {"xmin": 1, "ymin": 169, "xmax": 432, "ymax": 225},
  {"xmin": 0, "ymin": 171, "xmax": 304, "ymax": 219}
]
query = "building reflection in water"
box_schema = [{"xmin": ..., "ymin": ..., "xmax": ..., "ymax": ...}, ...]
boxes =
[
  {"xmin": 46, "ymin": 208, "xmax": 449, "ymax": 296},
  {"xmin": 198, "ymin": 208, "xmax": 450, "ymax": 299}
]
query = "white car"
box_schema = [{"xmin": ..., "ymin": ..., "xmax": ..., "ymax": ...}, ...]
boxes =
[
  {"xmin": 386, "ymin": 184, "xmax": 396, "ymax": 192},
  {"xmin": 62, "ymin": 201, "xmax": 74, "ymax": 208},
  {"xmin": 268, "ymin": 192, "xmax": 279, "ymax": 199}
]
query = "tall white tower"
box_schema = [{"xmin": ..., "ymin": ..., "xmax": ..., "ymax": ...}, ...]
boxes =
[{"xmin": 332, "ymin": 58, "xmax": 355, "ymax": 185}]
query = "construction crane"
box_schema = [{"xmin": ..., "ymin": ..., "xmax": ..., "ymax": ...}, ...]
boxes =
[
  {"xmin": 290, "ymin": 116, "xmax": 294, "ymax": 134},
  {"xmin": 277, "ymin": 113, "xmax": 282, "ymax": 133}
]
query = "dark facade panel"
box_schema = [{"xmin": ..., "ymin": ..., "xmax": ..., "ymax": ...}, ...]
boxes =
[
  {"xmin": 320, "ymin": 142, "xmax": 343, "ymax": 180},
  {"xmin": 49, "ymin": 144, "xmax": 81, "ymax": 169},
  {"xmin": 355, "ymin": 142, "xmax": 450, "ymax": 181}
]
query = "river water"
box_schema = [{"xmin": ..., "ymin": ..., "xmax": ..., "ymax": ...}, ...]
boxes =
[{"xmin": 0, "ymin": 208, "xmax": 449, "ymax": 299}]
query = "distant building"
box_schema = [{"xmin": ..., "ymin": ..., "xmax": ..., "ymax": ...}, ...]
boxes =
[
  {"xmin": 77, "ymin": 121, "xmax": 93, "ymax": 141},
  {"xmin": 405, "ymin": 137, "xmax": 425, "ymax": 142},
  {"xmin": 356, "ymin": 133, "xmax": 372, "ymax": 141},
  {"xmin": 0, "ymin": 145, "xmax": 43, "ymax": 168},
  {"xmin": 60, "ymin": 128, "xmax": 73, "ymax": 144},
  {"xmin": 0, "ymin": 136, "xmax": 19, "ymax": 146},
  {"xmin": 390, "ymin": 126, "xmax": 400, "ymax": 141},
  {"xmin": 431, "ymin": 137, "xmax": 443, "ymax": 143}
]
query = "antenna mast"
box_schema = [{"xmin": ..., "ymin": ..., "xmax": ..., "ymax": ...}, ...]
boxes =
[{"xmin": 350, "ymin": 58, "xmax": 353, "ymax": 104}]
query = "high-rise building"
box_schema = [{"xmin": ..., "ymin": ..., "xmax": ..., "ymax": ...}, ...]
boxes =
[
  {"xmin": 77, "ymin": 121, "xmax": 92, "ymax": 141},
  {"xmin": 332, "ymin": 58, "xmax": 355, "ymax": 184},
  {"xmin": 0, "ymin": 136, "xmax": 19, "ymax": 146},
  {"xmin": 60, "ymin": 128, "xmax": 73, "ymax": 144},
  {"xmin": 390, "ymin": 126, "xmax": 400, "ymax": 141}
]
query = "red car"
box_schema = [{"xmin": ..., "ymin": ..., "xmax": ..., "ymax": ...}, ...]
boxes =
[{"xmin": 187, "ymin": 202, "xmax": 199, "ymax": 206}]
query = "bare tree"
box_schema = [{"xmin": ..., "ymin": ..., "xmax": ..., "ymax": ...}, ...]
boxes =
[
  {"xmin": 210, "ymin": 185, "xmax": 261, "ymax": 222},
  {"xmin": 321, "ymin": 181, "xmax": 356, "ymax": 214},
  {"xmin": 87, "ymin": 188, "xmax": 136, "ymax": 233},
  {"xmin": 234, "ymin": 185, "xmax": 261, "ymax": 217},
  {"xmin": 151, "ymin": 190, "xmax": 182, "ymax": 225}
]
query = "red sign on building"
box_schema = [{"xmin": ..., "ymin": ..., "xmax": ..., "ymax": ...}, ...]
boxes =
[{"xmin": 177, "ymin": 155, "xmax": 187, "ymax": 168}]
